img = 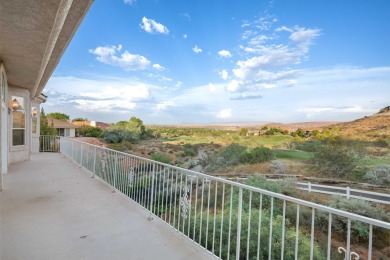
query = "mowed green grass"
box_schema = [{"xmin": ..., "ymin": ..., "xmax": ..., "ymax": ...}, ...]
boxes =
[
  {"xmin": 165, "ymin": 134, "xmax": 294, "ymax": 148},
  {"xmin": 274, "ymin": 149, "xmax": 314, "ymax": 160}
]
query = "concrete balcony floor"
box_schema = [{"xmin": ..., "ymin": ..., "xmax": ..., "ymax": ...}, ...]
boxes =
[{"xmin": 0, "ymin": 153, "xmax": 214, "ymax": 260}]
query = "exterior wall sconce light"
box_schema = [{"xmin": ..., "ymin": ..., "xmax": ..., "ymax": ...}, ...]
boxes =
[
  {"xmin": 8, "ymin": 98, "xmax": 20, "ymax": 114},
  {"xmin": 32, "ymin": 108, "xmax": 38, "ymax": 116}
]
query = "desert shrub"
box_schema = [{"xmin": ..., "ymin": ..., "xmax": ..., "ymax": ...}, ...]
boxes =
[
  {"xmin": 319, "ymin": 196, "xmax": 390, "ymax": 243},
  {"xmin": 268, "ymin": 160, "xmax": 289, "ymax": 174},
  {"xmin": 151, "ymin": 153, "xmax": 173, "ymax": 164},
  {"xmin": 240, "ymin": 146, "xmax": 274, "ymax": 164},
  {"xmin": 76, "ymin": 125, "xmax": 103, "ymax": 138},
  {"xmin": 107, "ymin": 143, "xmax": 125, "ymax": 152},
  {"xmin": 293, "ymin": 140, "xmax": 322, "ymax": 152},
  {"xmin": 219, "ymin": 143, "xmax": 246, "ymax": 165},
  {"xmin": 373, "ymin": 138, "xmax": 389, "ymax": 147},
  {"xmin": 121, "ymin": 141, "xmax": 133, "ymax": 150},
  {"xmin": 182, "ymin": 144, "xmax": 197, "ymax": 156},
  {"xmin": 313, "ymin": 144, "xmax": 359, "ymax": 177},
  {"xmin": 363, "ymin": 164, "xmax": 390, "ymax": 186}
]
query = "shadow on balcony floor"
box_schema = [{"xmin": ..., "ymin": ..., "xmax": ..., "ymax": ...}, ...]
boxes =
[{"xmin": 0, "ymin": 153, "xmax": 213, "ymax": 260}]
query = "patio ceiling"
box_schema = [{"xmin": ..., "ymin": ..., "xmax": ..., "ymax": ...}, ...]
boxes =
[{"xmin": 0, "ymin": 0, "xmax": 93, "ymax": 98}]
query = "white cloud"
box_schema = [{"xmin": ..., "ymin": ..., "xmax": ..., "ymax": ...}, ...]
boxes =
[
  {"xmin": 153, "ymin": 64, "xmax": 165, "ymax": 70},
  {"xmin": 208, "ymin": 83, "xmax": 217, "ymax": 92},
  {"xmin": 42, "ymin": 66, "xmax": 390, "ymax": 124},
  {"xmin": 156, "ymin": 101, "xmax": 174, "ymax": 112},
  {"xmin": 175, "ymin": 81, "xmax": 183, "ymax": 88},
  {"xmin": 80, "ymin": 84, "xmax": 149, "ymax": 100},
  {"xmin": 217, "ymin": 108, "xmax": 232, "ymax": 119},
  {"xmin": 140, "ymin": 17, "xmax": 169, "ymax": 34},
  {"xmin": 219, "ymin": 70, "xmax": 229, "ymax": 80},
  {"xmin": 229, "ymin": 24, "xmax": 321, "ymax": 92},
  {"xmin": 218, "ymin": 50, "xmax": 232, "ymax": 58},
  {"xmin": 227, "ymin": 80, "xmax": 241, "ymax": 92},
  {"xmin": 89, "ymin": 45, "xmax": 150, "ymax": 71},
  {"xmin": 180, "ymin": 13, "xmax": 191, "ymax": 21},
  {"xmin": 123, "ymin": 0, "xmax": 136, "ymax": 5},
  {"xmin": 146, "ymin": 73, "xmax": 172, "ymax": 82},
  {"xmin": 192, "ymin": 45, "xmax": 202, "ymax": 53}
]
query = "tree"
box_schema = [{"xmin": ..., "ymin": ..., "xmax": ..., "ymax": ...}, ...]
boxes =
[
  {"xmin": 104, "ymin": 116, "xmax": 146, "ymax": 143},
  {"xmin": 46, "ymin": 112, "xmax": 69, "ymax": 121},
  {"xmin": 313, "ymin": 144, "xmax": 359, "ymax": 177},
  {"xmin": 239, "ymin": 128, "xmax": 248, "ymax": 136},
  {"xmin": 76, "ymin": 125, "xmax": 103, "ymax": 138},
  {"xmin": 40, "ymin": 108, "xmax": 56, "ymax": 135},
  {"xmin": 72, "ymin": 117, "xmax": 88, "ymax": 122}
]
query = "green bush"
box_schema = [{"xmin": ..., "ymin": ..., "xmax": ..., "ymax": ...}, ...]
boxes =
[
  {"xmin": 76, "ymin": 125, "xmax": 104, "ymax": 138},
  {"xmin": 107, "ymin": 143, "xmax": 125, "ymax": 152},
  {"xmin": 240, "ymin": 146, "xmax": 274, "ymax": 164},
  {"xmin": 268, "ymin": 160, "xmax": 289, "ymax": 174},
  {"xmin": 363, "ymin": 164, "xmax": 390, "ymax": 186},
  {"xmin": 182, "ymin": 144, "xmax": 197, "ymax": 156},
  {"xmin": 151, "ymin": 153, "xmax": 173, "ymax": 164},
  {"xmin": 320, "ymin": 196, "xmax": 390, "ymax": 244},
  {"xmin": 313, "ymin": 144, "xmax": 359, "ymax": 177}
]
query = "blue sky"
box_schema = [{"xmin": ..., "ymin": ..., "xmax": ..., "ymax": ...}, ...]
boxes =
[{"xmin": 43, "ymin": 0, "xmax": 390, "ymax": 124}]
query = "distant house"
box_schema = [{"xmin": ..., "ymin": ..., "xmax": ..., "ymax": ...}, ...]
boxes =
[
  {"xmin": 47, "ymin": 117, "xmax": 78, "ymax": 137},
  {"xmin": 72, "ymin": 120, "xmax": 109, "ymax": 131}
]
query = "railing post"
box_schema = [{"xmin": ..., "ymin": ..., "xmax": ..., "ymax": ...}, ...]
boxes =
[
  {"xmin": 148, "ymin": 162, "xmax": 156, "ymax": 220},
  {"xmin": 346, "ymin": 186, "xmax": 350, "ymax": 199},
  {"xmin": 236, "ymin": 187, "xmax": 243, "ymax": 260},
  {"xmin": 308, "ymin": 182, "xmax": 311, "ymax": 192}
]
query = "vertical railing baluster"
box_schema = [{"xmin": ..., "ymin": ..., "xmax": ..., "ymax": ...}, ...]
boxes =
[
  {"xmin": 327, "ymin": 212, "xmax": 332, "ymax": 260},
  {"xmin": 173, "ymin": 170, "xmax": 178, "ymax": 228},
  {"xmin": 295, "ymin": 205, "xmax": 300, "ymax": 260},
  {"xmin": 199, "ymin": 177, "xmax": 205, "ymax": 245},
  {"xmin": 268, "ymin": 197, "xmax": 274, "ymax": 260},
  {"xmin": 178, "ymin": 172, "xmax": 183, "ymax": 230},
  {"xmin": 148, "ymin": 163, "xmax": 156, "ymax": 219},
  {"xmin": 247, "ymin": 191, "xmax": 252, "ymax": 260},
  {"xmin": 212, "ymin": 181, "xmax": 218, "ymax": 254},
  {"xmin": 347, "ymin": 218, "xmax": 351, "ymax": 257},
  {"xmin": 281, "ymin": 200, "xmax": 286, "ymax": 260},
  {"xmin": 188, "ymin": 176, "xmax": 193, "ymax": 236},
  {"xmin": 169, "ymin": 168, "xmax": 174, "ymax": 225},
  {"xmin": 227, "ymin": 185, "xmax": 234, "ymax": 260},
  {"xmin": 256, "ymin": 194, "xmax": 263, "ymax": 260},
  {"xmin": 206, "ymin": 179, "xmax": 211, "ymax": 250},
  {"xmin": 236, "ymin": 187, "xmax": 243, "ymax": 260},
  {"xmin": 368, "ymin": 224, "xmax": 372, "ymax": 260},
  {"xmin": 219, "ymin": 183, "xmax": 225, "ymax": 259},
  {"xmin": 193, "ymin": 176, "xmax": 199, "ymax": 241},
  {"xmin": 310, "ymin": 208, "xmax": 315, "ymax": 260}
]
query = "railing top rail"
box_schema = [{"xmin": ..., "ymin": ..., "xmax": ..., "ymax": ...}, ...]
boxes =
[{"xmin": 61, "ymin": 137, "xmax": 390, "ymax": 229}]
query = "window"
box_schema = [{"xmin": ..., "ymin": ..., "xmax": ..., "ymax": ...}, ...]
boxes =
[
  {"xmin": 12, "ymin": 96, "xmax": 25, "ymax": 146},
  {"xmin": 32, "ymin": 107, "xmax": 38, "ymax": 134}
]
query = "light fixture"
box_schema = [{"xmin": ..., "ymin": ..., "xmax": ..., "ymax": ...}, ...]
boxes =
[
  {"xmin": 32, "ymin": 108, "xmax": 38, "ymax": 116},
  {"xmin": 11, "ymin": 98, "xmax": 19, "ymax": 111}
]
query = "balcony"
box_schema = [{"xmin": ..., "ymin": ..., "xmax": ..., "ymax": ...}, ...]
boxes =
[
  {"xmin": 1, "ymin": 137, "xmax": 389, "ymax": 260},
  {"xmin": 0, "ymin": 153, "xmax": 213, "ymax": 259}
]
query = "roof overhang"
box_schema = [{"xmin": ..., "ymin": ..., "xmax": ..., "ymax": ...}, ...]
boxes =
[{"xmin": 0, "ymin": 0, "xmax": 93, "ymax": 98}]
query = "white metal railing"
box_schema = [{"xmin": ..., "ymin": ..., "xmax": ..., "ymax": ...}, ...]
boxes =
[
  {"xmin": 40, "ymin": 135, "xmax": 60, "ymax": 152},
  {"xmin": 297, "ymin": 182, "xmax": 390, "ymax": 205},
  {"xmin": 60, "ymin": 137, "xmax": 390, "ymax": 260}
]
